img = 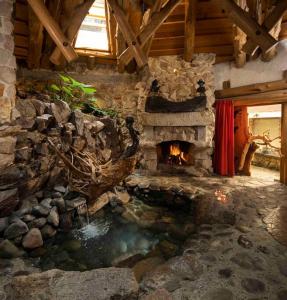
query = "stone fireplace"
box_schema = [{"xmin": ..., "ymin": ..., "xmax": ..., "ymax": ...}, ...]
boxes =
[{"xmin": 138, "ymin": 55, "xmax": 215, "ymax": 176}]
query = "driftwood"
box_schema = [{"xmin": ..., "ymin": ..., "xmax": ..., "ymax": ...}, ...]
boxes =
[
  {"xmin": 48, "ymin": 117, "xmax": 139, "ymax": 205},
  {"xmin": 238, "ymin": 132, "xmax": 281, "ymax": 175}
]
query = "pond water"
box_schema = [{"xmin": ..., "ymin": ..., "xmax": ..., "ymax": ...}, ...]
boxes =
[{"xmin": 35, "ymin": 197, "xmax": 195, "ymax": 271}]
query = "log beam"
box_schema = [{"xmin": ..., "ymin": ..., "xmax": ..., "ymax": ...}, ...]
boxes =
[
  {"xmin": 184, "ymin": 0, "xmax": 197, "ymax": 62},
  {"xmin": 27, "ymin": 3, "xmax": 44, "ymax": 69},
  {"xmin": 281, "ymin": 103, "xmax": 287, "ymax": 185},
  {"xmin": 50, "ymin": 0, "xmax": 94, "ymax": 65},
  {"xmin": 107, "ymin": 0, "xmax": 147, "ymax": 68},
  {"xmin": 233, "ymin": 0, "xmax": 246, "ymax": 68},
  {"xmin": 119, "ymin": 0, "xmax": 180, "ymax": 67},
  {"xmin": 215, "ymin": 79, "xmax": 287, "ymax": 98},
  {"xmin": 143, "ymin": 0, "xmax": 162, "ymax": 57},
  {"xmin": 0, "ymin": 83, "xmax": 4, "ymax": 97},
  {"xmin": 243, "ymin": 0, "xmax": 287, "ymax": 55},
  {"xmin": 27, "ymin": 0, "xmax": 78, "ymax": 64},
  {"xmin": 221, "ymin": 0, "xmax": 278, "ymax": 54}
]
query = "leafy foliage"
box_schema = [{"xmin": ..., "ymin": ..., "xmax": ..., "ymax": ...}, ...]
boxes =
[{"xmin": 49, "ymin": 74, "xmax": 117, "ymax": 117}]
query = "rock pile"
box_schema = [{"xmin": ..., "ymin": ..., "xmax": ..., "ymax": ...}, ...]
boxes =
[
  {"xmin": 0, "ymin": 185, "xmax": 88, "ymax": 258},
  {"xmin": 0, "ymin": 90, "xmax": 123, "ymax": 212}
]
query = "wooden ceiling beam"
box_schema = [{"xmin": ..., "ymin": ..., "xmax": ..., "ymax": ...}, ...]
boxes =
[
  {"xmin": 107, "ymin": 0, "xmax": 147, "ymax": 68},
  {"xmin": 49, "ymin": 0, "xmax": 94, "ymax": 65},
  {"xmin": 27, "ymin": 0, "xmax": 78, "ymax": 64},
  {"xmin": 27, "ymin": 3, "xmax": 44, "ymax": 69},
  {"xmin": 184, "ymin": 0, "xmax": 197, "ymax": 62},
  {"xmin": 118, "ymin": 0, "xmax": 180, "ymax": 67},
  {"xmin": 243, "ymin": 0, "xmax": 287, "ymax": 55},
  {"xmin": 215, "ymin": 78, "xmax": 287, "ymax": 99},
  {"xmin": 221, "ymin": 0, "xmax": 278, "ymax": 54}
]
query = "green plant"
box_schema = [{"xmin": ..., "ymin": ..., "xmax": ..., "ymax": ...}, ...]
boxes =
[{"xmin": 49, "ymin": 74, "xmax": 117, "ymax": 117}]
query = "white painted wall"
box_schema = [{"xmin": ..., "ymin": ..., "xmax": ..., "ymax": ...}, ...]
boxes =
[{"xmin": 214, "ymin": 40, "xmax": 287, "ymax": 90}]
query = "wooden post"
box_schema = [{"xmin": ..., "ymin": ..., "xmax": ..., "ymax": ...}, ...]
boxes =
[
  {"xmin": 243, "ymin": 0, "xmax": 287, "ymax": 55},
  {"xmin": 27, "ymin": 0, "xmax": 78, "ymax": 63},
  {"xmin": 184, "ymin": 0, "xmax": 197, "ymax": 62},
  {"xmin": 49, "ymin": 0, "xmax": 94, "ymax": 65},
  {"xmin": 281, "ymin": 103, "xmax": 287, "ymax": 185},
  {"xmin": 221, "ymin": 0, "xmax": 278, "ymax": 54},
  {"xmin": 0, "ymin": 83, "xmax": 4, "ymax": 97},
  {"xmin": 27, "ymin": 3, "xmax": 44, "ymax": 69}
]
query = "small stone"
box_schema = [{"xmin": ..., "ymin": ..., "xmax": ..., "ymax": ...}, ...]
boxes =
[
  {"xmin": 241, "ymin": 278, "xmax": 265, "ymax": 293},
  {"xmin": 40, "ymin": 198, "xmax": 52, "ymax": 209},
  {"xmin": 35, "ymin": 191, "xmax": 44, "ymax": 199},
  {"xmin": 0, "ymin": 239, "xmax": 24, "ymax": 258},
  {"xmin": 0, "ymin": 188, "xmax": 19, "ymax": 217},
  {"xmin": 278, "ymin": 261, "xmax": 287, "ymax": 277},
  {"xmin": 230, "ymin": 253, "xmax": 264, "ymax": 271},
  {"xmin": 22, "ymin": 228, "xmax": 43, "ymax": 249},
  {"xmin": 201, "ymin": 288, "xmax": 234, "ymax": 300},
  {"xmin": 238, "ymin": 235, "xmax": 253, "ymax": 249},
  {"xmin": 50, "ymin": 99, "xmax": 71, "ymax": 124},
  {"xmin": 277, "ymin": 290, "xmax": 287, "ymax": 300},
  {"xmin": 66, "ymin": 197, "xmax": 86, "ymax": 209},
  {"xmin": 218, "ymin": 268, "xmax": 233, "ymax": 278},
  {"xmin": 4, "ymin": 219, "xmax": 28, "ymax": 239},
  {"xmin": 52, "ymin": 197, "xmax": 66, "ymax": 213},
  {"xmin": 0, "ymin": 217, "xmax": 9, "ymax": 233},
  {"xmin": 47, "ymin": 207, "xmax": 59, "ymax": 227},
  {"xmin": 36, "ymin": 114, "xmax": 53, "ymax": 132},
  {"xmin": 21, "ymin": 214, "xmax": 36, "ymax": 223},
  {"xmin": 41, "ymin": 224, "xmax": 57, "ymax": 239},
  {"xmin": 28, "ymin": 217, "xmax": 47, "ymax": 229},
  {"xmin": 141, "ymin": 288, "xmax": 172, "ymax": 300},
  {"xmin": 236, "ymin": 225, "xmax": 250, "ymax": 233},
  {"xmin": 54, "ymin": 185, "xmax": 66, "ymax": 193},
  {"xmin": 32, "ymin": 205, "xmax": 50, "ymax": 217},
  {"xmin": 257, "ymin": 245, "xmax": 270, "ymax": 255}
]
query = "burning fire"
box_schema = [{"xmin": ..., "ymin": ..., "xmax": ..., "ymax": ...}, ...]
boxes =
[{"xmin": 168, "ymin": 143, "xmax": 187, "ymax": 165}]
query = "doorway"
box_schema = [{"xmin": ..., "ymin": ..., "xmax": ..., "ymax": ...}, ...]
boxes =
[{"xmin": 234, "ymin": 104, "xmax": 281, "ymax": 181}]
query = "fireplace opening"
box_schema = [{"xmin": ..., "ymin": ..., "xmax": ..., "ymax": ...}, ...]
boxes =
[{"xmin": 157, "ymin": 140, "xmax": 194, "ymax": 166}]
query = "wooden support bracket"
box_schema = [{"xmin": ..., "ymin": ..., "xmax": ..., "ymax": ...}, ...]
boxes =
[
  {"xmin": 107, "ymin": 0, "xmax": 147, "ymax": 68},
  {"xmin": 118, "ymin": 0, "xmax": 180, "ymax": 67},
  {"xmin": 243, "ymin": 0, "xmax": 287, "ymax": 55},
  {"xmin": 221, "ymin": 0, "xmax": 278, "ymax": 54},
  {"xmin": 27, "ymin": 0, "xmax": 78, "ymax": 64}
]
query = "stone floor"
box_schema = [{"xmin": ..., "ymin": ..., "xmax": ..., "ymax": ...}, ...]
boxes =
[{"xmin": 126, "ymin": 168, "xmax": 287, "ymax": 299}]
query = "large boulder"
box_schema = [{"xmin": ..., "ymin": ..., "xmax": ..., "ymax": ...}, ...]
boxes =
[
  {"xmin": 0, "ymin": 188, "xmax": 19, "ymax": 217},
  {"xmin": 22, "ymin": 228, "xmax": 43, "ymax": 249},
  {"xmin": 5, "ymin": 268, "xmax": 139, "ymax": 300}
]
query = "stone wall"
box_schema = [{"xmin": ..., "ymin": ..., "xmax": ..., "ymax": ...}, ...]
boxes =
[{"xmin": 0, "ymin": 0, "xmax": 16, "ymax": 124}]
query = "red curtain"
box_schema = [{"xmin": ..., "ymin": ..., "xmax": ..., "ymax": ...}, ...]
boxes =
[{"xmin": 214, "ymin": 100, "xmax": 235, "ymax": 176}]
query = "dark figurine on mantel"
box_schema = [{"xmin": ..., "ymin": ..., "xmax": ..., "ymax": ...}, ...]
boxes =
[{"xmin": 145, "ymin": 79, "xmax": 207, "ymax": 113}]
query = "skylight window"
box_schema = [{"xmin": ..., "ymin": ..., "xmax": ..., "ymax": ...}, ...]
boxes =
[{"xmin": 75, "ymin": 0, "xmax": 109, "ymax": 51}]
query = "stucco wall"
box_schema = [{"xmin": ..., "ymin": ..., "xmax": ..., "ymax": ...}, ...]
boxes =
[{"xmin": 214, "ymin": 41, "xmax": 287, "ymax": 90}]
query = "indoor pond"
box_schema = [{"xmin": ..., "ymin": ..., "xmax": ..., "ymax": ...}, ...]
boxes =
[{"xmin": 34, "ymin": 197, "xmax": 196, "ymax": 271}]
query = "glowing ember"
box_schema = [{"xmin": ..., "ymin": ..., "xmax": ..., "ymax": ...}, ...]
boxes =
[{"xmin": 214, "ymin": 189, "xmax": 228, "ymax": 203}]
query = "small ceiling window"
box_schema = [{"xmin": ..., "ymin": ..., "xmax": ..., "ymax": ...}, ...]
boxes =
[{"xmin": 75, "ymin": 0, "xmax": 109, "ymax": 51}]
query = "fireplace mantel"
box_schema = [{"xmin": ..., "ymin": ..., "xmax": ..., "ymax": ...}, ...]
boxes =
[{"xmin": 140, "ymin": 110, "xmax": 214, "ymax": 127}]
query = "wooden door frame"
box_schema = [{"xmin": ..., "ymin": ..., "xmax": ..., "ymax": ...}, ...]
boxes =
[{"xmin": 215, "ymin": 82, "xmax": 287, "ymax": 185}]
